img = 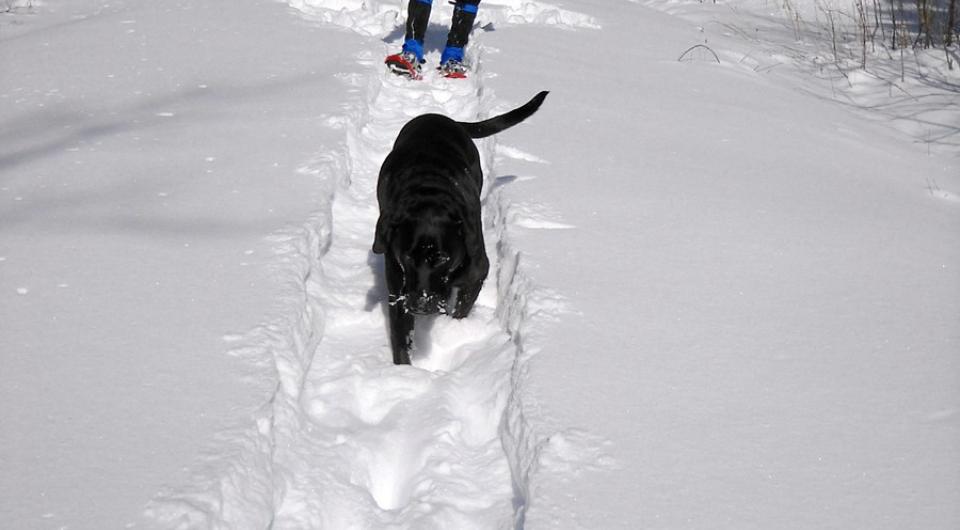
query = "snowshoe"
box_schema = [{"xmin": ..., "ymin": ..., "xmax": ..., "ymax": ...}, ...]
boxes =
[
  {"xmin": 385, "ymin": 51, "xmax": 422, "ymax": 79},
  {"xmin": 438, "ymin": 59, "xmax": 468, "ymax": 79}
]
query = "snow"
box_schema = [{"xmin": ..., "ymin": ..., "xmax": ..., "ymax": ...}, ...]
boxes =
[{"xmin": 2, "ymin": 0, "xmax": 958, "ymax": 529}]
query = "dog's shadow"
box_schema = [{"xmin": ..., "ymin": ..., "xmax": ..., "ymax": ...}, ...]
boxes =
[
  {"xmin": 492, "ymin": 174, "xmax": 518, "ymax": 189},
  {"xmin": 365, "ymin": 250, "xmax": 388, "ymax": 314}
]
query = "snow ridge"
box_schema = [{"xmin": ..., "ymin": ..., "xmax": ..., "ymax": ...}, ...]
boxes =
[
  {"xmin": 146, "ymin": 2, "xmax": 604, "ymax": 527},
  {"xmin": 146, "ymin": 173, "xmax": 340, "ymax": 529}
]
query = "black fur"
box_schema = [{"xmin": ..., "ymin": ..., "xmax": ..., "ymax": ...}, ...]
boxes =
[{"xmin": 374, "ymin": 91, "xmax": 548, "ymax": 364}]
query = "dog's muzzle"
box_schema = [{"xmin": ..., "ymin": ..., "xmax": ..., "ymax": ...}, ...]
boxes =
[{"xmin": 406, "ymin": 290, "xmax": 446, "ymax": 315}]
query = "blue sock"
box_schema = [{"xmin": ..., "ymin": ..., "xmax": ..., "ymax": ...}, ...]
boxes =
[
  {"xmin": 441, "ymin": 45, "xmax": 464, "ymax": 65},
  {"xmin": 402, "ymin": 38, "xmax": 425, "ymax": 63}
]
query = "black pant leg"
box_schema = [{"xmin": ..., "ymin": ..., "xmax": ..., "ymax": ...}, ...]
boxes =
[
  {"xmin": 445, "ymin": 0, "xmax": 480, "ymax": 49},
  {"xmin": 405, "ymin": 0, "xmax": 432, "ymax": 45}
]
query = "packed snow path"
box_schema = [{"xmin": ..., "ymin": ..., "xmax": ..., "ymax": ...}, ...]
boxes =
[
  {"xmin": 274, "ymin": 66, "xmax": 516, "ymax": 528},
  {"xmin": 148, "ymin": 1, "xmax": 600, "ymax": 528},
  {"xmin": 268, "ymin": 71, "xmax": 518, "ymax": 528}
]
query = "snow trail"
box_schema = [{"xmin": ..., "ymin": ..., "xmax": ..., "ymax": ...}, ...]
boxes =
[
  {"xmin": 148, "ymin": 1, "xmax": 599, "ymax": 527},
  {"xmin": 266, "ymin": 60, "xmax": 522, "ymax": 527}
]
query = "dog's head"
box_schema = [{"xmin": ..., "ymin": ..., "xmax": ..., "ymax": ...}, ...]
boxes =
[{"xmin": 378, "ymin": 207, "xmax": 467, "ymax": 315}]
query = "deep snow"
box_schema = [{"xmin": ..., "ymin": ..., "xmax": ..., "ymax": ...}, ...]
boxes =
[{"xmin": 1, "ymin": 0, "xmax": 958, "ymax": 529}]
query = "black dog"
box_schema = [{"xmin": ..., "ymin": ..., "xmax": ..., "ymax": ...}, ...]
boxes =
[{"xmin": 374, "ymin": 91, "xmax": 548, "ymax": 364}]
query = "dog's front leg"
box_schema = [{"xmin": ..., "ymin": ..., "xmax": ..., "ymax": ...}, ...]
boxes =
[
  {"xmin": 451, "ymin": 279, "xmax": 482, "ymax": 319},
  {"xmin": 451, "ymin": 257, "xmax": 488, "ymax": 319},
  {"xmin": 388, "ymin": 303, "xmax": 413, "ymax": 364},
  {"xmin": 385, "ymin": 252, "xmax": 414, "ymax": 364}
]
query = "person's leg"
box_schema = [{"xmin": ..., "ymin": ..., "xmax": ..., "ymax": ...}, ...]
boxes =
[
  {"xmin": 402, "ymin": 0, "xmax": 433, "ymax": 62},
  {"xmin": 441, "ymin": 0, "xmax": 479, "ymax": 66}
]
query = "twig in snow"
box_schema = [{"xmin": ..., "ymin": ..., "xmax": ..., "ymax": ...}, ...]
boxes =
[{"xmin": 678, "ymin": 44, "xmax": 721, "ymax": 63}]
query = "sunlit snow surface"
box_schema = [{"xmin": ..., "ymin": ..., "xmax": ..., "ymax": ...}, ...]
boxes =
[{"xmin": 1, "ymin": 0, "xmax": 957, "ymax": 528}]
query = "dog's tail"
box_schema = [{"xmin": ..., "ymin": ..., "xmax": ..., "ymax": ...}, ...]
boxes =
[{"xmin": 458, "ymin": 91, "xmax": 549, "ymax": 139}]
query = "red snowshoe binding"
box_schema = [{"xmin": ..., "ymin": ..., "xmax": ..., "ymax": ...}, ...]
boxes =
[
  {"xmin": 438, "ymin": 59, "xmax": 468, "ymax": 79},
  {"xmin": 385, "ymin": 51, "xmax": 422, "ymax": 79}
]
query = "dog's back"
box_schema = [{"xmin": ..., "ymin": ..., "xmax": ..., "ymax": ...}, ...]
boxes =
[{"xmin": 382, "ymin": 90, "xmax": 550, "ymax": 196}]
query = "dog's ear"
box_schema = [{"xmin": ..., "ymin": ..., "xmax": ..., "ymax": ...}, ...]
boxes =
[
  {"xmin": 373, "ymin": 214, "xmax": 390, "ymax": 254},
  {"xmin": 461, "ymin": 214, "xmax": 489, "ymax": 278},
  {"xmin": 461, "ymin": 215, "xmax": 481, "ymax": 254}
]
